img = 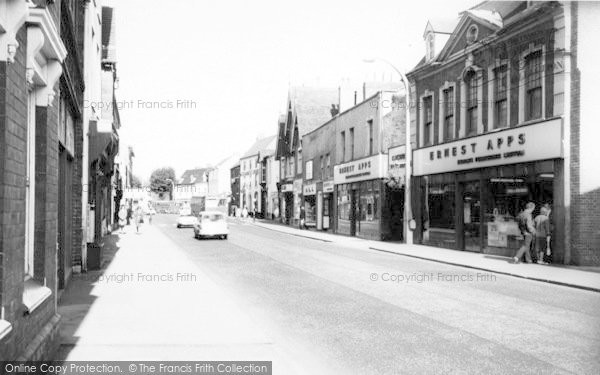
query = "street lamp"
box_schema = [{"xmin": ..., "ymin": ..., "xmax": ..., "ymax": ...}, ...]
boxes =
[{"xmin": 363, "ymin": 58, "xmax": 413, "ymax": 244}]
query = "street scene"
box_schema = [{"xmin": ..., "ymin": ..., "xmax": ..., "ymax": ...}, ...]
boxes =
[{"xmin": 1, "ymin": 0, "xmax": 600, "ymax": 374}]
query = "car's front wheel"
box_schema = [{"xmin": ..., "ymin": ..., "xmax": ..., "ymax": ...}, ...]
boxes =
[{"xmin": 222, "ymin": 235, "xmax": 228, "ymax": 240}]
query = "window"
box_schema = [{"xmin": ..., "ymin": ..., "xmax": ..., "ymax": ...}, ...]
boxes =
[
  {"xmin": 320, "ymin": 155, "xmax": 324, "ymax": 178},
  {"xmin": 368, "ymin": 120, "xmax": 374, "ymax": 155},
  {"xmin": 494, "ymin": 65, "xmax": 508, "ymax": 128},
  {"xmin": 305, "ymin": 160, "xmax": 313, "ymax": 180},
  {"xmin": 326, "ymin": 153, "xmax": 331, "ymax": 178},
  {"xmin": 297, "ymin": 150, "xmax": 302, "ymax": 175},
  {"xmin": 290, "ymin": 153, "xmax": 295, "ymax": 178},
  {"xmin": 423, "ymin": 96, "xmax": 433, "ymax": 145},
  {"xmin": 25, "ymin": 90, "xmax": 36, "ymax": 277},
  {"xmin": 466, "ymin": 71, "xmax": 478, "ymax": 135},
  {"xmin": 349, "ymin": 127, "xmax": 355, "ymax": 160},
  {"xmin": 525, "ymin": 51, "xmax": 543, "ymax": 121},
  {"xmin": 443, "ymin": 87, "xmax": 454, "ymax": 141},
  {"xmin": 341, "ymin": 131, "xmax": 346, "ymax": 161}
]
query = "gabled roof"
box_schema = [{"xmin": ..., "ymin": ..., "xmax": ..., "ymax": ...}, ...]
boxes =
[
  {"xmin": 241, "ymin": 135, "xmax": 277, "ymax": 159},
  {"xmin": 289, "ymin": 86, "xmax": 338, "ymax": 137},
  {"xmin": 179, "ymin": 168, "xmax": 210, "ymax": 185},
  {"xmin": 423, "ymin": 17, "xmax": 457, "ymax": 38}
]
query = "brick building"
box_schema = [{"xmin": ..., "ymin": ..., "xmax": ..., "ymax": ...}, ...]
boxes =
[
  {"xmin": 331, "ymin": 91, "xmax": 405, "ymax": 241},
  {"xmin": 0, "ymin": 0, "xmax": 68, "ymax": 360},
  {"xmin": 407, "ymin": 1, "xmax": 600, "ymax": 265}
]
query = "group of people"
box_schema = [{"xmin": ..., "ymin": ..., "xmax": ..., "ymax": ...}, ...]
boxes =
[
  {"xmin": 513, "ymin": 202, "xmax": 552, "ymax": 264},
  {"xmin": 118, "ymin": 204, "xmax": 152, "ymax": 234}
]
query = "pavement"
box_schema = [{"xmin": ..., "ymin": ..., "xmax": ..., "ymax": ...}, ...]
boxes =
[{"xmin": 248, "ymin": 218, "xmax": 600, "ymax": 292}]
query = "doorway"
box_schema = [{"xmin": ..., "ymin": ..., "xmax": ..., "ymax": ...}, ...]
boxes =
[
  {"xmin": 350, "ymin": 189, "xmax": 358, "ymax": 236},
  {"xmin": 462, "ymin": 180, "xmax": 482, "ymax": 252}
]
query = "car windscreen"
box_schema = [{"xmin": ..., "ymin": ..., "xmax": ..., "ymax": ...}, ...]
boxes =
[{"xmin": 202, "ymin": 214, "xmax": 224, "ymax": 221}]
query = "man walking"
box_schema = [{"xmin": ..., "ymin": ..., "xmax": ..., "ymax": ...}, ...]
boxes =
[{"xmin": 513, "ymin": 202, "xmax": 536, "ymax": 263}]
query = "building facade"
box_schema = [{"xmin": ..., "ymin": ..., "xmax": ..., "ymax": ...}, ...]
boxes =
[
  {"xmin": 239, "ymin": 135, "xmax": 276, "ymax": 217},
  {"xmin": 261, "ymin": 150, "xmax": 280, "ymax": 220},
  {"xmin": 407, "ymin": 1, "xmax": 600, "ymax": 265},
  {"xmin": 332, "ymin": 91, "xmax": 405, "ymax": 241},
  {"xmin": 275, "ymin": 87, "xmax": 338, "ymax": 226},
  {"xmin": 0, "ymin": 0, "xmax": 67, "ymax": 360},
  {"xmin": 229, "ymin": 163, "xmax": 240, "ymax": 215}
]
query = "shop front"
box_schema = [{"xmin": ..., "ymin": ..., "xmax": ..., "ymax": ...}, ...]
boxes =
[
  {"xmin": 280, "ymin": 183, "xmax": 293, "ymax": 225},
  {"xmin": 321, "ymin": 181, "xmax": 334, "ymax": 230},
  {"xmin": 334, "ymin": 154, "xmax": 388, "ymax": 240},
  {"xmin": 412, "ymin": 118, "xmax": 564, "ymax": 259},
  {"xmin": 303, "ymin": 183, "xmax": 317, "ymax": 227},
  {"xmin": 386, "ymin": 145, "xmax": 407, "ymax": 241},
  {"xmin": 293, "ymin": 179, "xmax": 303, "ymax": 226}
]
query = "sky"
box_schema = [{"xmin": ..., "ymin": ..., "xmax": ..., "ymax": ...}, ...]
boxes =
[{"xmin": 106, "ymin": 0, "xmax": 479, "ymax": 181}]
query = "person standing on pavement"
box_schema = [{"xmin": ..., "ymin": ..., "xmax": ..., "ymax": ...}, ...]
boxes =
[
  {"xmin": 513, "ymin": 202, "xmax": 536, "ymax": 263},
  {"xmin": 134, "ymin": 206, "xmax": 143, "ymax": 234},
  {"xmin": 534, "ymin": 205, "xmax": 551, "ymax": 264},
  {"xmin": 118, "ymin": 205, "xmax": 127, "ymax": 234}
]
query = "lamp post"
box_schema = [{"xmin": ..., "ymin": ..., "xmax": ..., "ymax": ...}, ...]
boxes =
[{"xmin": 363, "ymin": 58, "xmax": 413, "ymax": 244}]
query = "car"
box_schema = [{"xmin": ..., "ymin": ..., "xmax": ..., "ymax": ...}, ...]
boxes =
[
  {"xmin": 194, "ymin": 211, "xmax": 229, "ymax": 239},
  {"xmin": 176, "ymin": 214, "xmax": 198, "ymax": 228}
]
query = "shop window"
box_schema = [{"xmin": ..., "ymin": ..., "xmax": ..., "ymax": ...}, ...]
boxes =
[
  {"xmin": 337, "ymin": 184, "xmax": 350, "ymax": 220},
  {"xmin": 427, "ymin": 182, "xmax": 455, "ymax": 229}
]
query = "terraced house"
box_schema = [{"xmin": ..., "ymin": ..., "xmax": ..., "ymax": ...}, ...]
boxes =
[{"xmin": 407, "ymin": 1, "xmax": 600, "ymax": 265}]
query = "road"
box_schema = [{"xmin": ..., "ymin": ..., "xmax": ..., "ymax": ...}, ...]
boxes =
[{"xmin": 151, "ymin": 214, "xmax": 600, "ymax": 374}]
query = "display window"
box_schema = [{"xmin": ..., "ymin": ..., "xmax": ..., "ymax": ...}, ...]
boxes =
[
  {"xmin": 305, "ymin": 195, "xmax": 316, "ymax": 225},
  {"xmin": 337, "ymin": 184, "xmax": 350, "ymax": 220}
]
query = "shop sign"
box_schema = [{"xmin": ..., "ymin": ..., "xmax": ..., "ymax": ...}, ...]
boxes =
[
  {"xmin": 412, "ymin": 118, "xmax": 563, "ymax": 176},
  {"xmin": 281, "ymin": 183, "xmax": 293, "ymax": 192},
  {"xmin": 334, "ymin": 154, "xmax": 388, "ymax": 184},
  {"xmin": 293, "ymin": 179, "xmax": 302, "ymax": 193},
  {"xmin": 323, "ymin": 181, "xmax": 334, "ymax": 193},
  {"xmin": 388, "ymin": 145, "xmax": 406, "ymax": 182},
  {"xmin": 303, "ymin": 183, "xmax": 317, "ymax": 196}
]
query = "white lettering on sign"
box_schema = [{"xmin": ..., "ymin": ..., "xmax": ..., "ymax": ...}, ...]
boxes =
[
  {"xmin": 388, "ymin": 145, "xmax": 407, "ymax": 181},
  {"xmin": 412, "ymin": 118, "xmax": 563, "ymax": 176},
  {"xmin": 303, "ymin": 183, "xmax": 317, "ymax": 196}
]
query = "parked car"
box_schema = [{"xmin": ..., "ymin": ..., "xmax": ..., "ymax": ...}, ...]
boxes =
[
  {"xmin": 176, "ymin": 214, "xmax": 198, "ymax": 228},
  {"xmin": 194, "ymin": 211, "xmax": 229, "ymax": 239}
]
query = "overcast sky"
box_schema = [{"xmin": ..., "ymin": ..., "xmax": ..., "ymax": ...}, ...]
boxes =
[{"xmin": 106, "ymin": 0, "xmax": 478, "ymax": 181}]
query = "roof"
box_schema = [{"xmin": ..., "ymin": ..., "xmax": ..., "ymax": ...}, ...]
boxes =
[
  {"xmin": 289, "ymin": 86, "xmax": 339, "ymax": 136},
  {"xmin": 179, "ymin": 168, "xmax": 211, "ymax": 185},
  {"xmin": 465, "ymin": 9, "xmax": 503, "ymax": 28},
  {"xmin": 424, "ymin": 17, "xmax": 458, "ymax": 37},
  {"xmin": 241, "ymin": 135, "xmax": 276, "ymax": 159},
  {"xmin": 101, "ymin": 7, "xmax": 117, "ymax": 63}
]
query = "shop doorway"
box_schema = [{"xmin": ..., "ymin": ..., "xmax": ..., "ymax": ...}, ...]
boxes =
[
  {"xmin": 284, "ymin": 192, "xmax": 293, "ymax": 224},
  {"xmin": 462, "ymin": 181, "xmax": 481, "ymax": 252},
  {"xmin": 388, "ymin": 188, "xmax": 404, "ymax": 241},
  {"xmin": 350, "ymin": 189, "xmax": 358, "ymax": 236},
  {"xmin": 57, "ymin": 146, "xmax": 73, "ymax": 289}
]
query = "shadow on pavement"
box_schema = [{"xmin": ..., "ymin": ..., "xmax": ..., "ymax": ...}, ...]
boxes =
[{"xmin": 55, "ymin": 231, "xmax": 122, "ymax": 360}]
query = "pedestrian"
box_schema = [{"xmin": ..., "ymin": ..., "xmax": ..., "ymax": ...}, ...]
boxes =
[
  {"xmin": 513, "ymin": 202, "xmax": 536, "ymax": 264},
  {"xmin": 242, "ymin": 206, "xmax": 248, "ymax": 220},
  {"xmin": 534, "ymin": 205, "xmax": 551, "ymax": 264},
  {"xmin": 253, "ymin": 207, "xmax": 258, "ymax": 222},
  {"xmin": 118, "ymin": 205, "xmax": 127, "ymax": 234},
  {"xmin": 134, "ymin": 206, "xmax": 143, "ymax": 234},
  {"xmin": 299, "ymin": 206, "xmax": 305, "ymax": 230}
]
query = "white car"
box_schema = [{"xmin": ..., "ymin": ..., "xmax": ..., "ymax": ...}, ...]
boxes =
[
  {"xmin": 176, "ymin": 214, "xmax": 198, "ymax": 228},
  {"xmin": 194, "ymin": 211, "xmax": 229, "ymax": 239}
]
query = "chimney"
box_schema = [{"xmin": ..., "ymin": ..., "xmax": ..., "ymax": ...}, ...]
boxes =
[
  {"xmin": 354, "ymin": 91, "xmax": 357, "ymax": 105},
  {"xmin": 363, "ymin": 82, "xmax": 366, "ymax": 101}
]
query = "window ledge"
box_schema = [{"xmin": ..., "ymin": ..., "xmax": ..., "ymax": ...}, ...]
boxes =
[
  {"xmin": 0, "ymin": 320, "xmax": 12, "ymax": 341},
  {"xmin": 22, "ymin": 279, "xmax": 52, "ymax": 315}
]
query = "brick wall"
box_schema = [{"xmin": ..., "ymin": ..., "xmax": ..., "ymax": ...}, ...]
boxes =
[
  {"xmin": 569, "ymin": 2, "xmax": 600, "ymax": 266},
  {"xmin": 0, "ymin": 24, "xmax": 60, "ymax": 360}
]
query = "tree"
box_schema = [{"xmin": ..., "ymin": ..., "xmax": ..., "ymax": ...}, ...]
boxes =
[
  {"xmin": 131, "ymin": 174, "xmax": 143, "ymax": 188},
  {"xmin": 150, "ymin": 167, "xmax": 176, "ymax": 199}
]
